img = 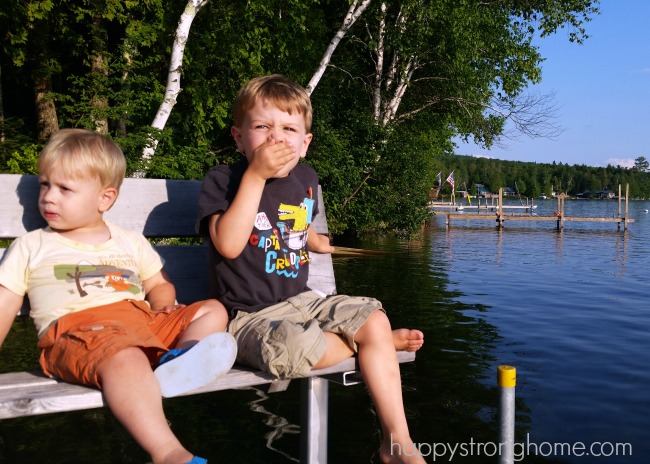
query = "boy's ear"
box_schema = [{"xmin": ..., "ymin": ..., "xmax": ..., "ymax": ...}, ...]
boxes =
[
  {"xmin": 300, "ymin": 133, "xmax": 313, "ymax": 158},
  {"xmin": 231, "ymin": 126, "xmax": 244, "ymax": 152},
  {"xmin": 99, "ymin": 187, "xmax": 119, "ymax": 212}
]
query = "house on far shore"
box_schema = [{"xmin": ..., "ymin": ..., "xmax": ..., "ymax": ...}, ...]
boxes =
[
  {"xmin": 575, "ymin": 189, "xmax": 616, "ymax": 199},
  {"xmin": 502, "ymin": 187, "xmax": 516, "ymax": 197},
  {"xmin": 475, "ymin": 183, "xmax": 490, "ymax": 197}
]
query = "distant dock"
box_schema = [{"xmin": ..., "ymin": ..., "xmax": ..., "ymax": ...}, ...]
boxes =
[
  {"xmin": 430, "ymin": 196, "xmax": 537, "ymax": 213},
  {"xmin": 432, "ymin": 185, "xmax": 635, "ymax": 231}
]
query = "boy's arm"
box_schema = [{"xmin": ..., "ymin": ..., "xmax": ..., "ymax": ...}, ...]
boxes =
[
  {"xmin": 142, "ymin": 269, "xmax": 180, "ymax": 312},
  {"xmin": 210, "ymin": 139, "xmax": 296, "ymax": 259},
  {"xmin": 307, "ymin": 226, "xmax": 335, "ymax": 254},
  {"xmin": 0, "ymin": 285, "xmax": 23, "ymax": 347},
  {"xmin": 208, "ymin": 169, "xmax": 266, "ymax": 259}
]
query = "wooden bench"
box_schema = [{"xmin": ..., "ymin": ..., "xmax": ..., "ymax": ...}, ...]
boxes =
[{"xmin": 0, "ymin": 173, "xmax": 414, "ymax": 463}]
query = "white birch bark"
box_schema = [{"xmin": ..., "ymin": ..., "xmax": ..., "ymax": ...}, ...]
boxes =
[
  {"xmin": 376, "ymin": 5, "xmax": 414, "ymax": 128},
  {"xmin": 306, "ymin": 0, "xmax": 372, "ymax": 95},
  {"xmin": 372, "ymin": 2, "xmax": 387, "ymax": 120},
  {"xmin": 381, "ymin": 57, "xmax": 415, "ymax": 126},
  {"xmin": 136, "ymin": 0, "xmax": 209, "ymax": 177}
]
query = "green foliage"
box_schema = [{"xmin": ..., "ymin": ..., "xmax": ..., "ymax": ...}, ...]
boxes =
[
  {"xmin": 308, "ymin": 103, "xmax": 444, "ymax": 235},
  {"xmin": 633, "ymin": 156, "xmax": 649, "ymax": 172},
  {"xmin": 0, "ymin": 0, "xmax": 605, "ymax": 235},
  {"xmin": 4, "ymin": 144, "xmax": 41, "ymax": 175},
  {"xmin": 0, "ymin": 118, "xmax": 37, "ymax": 172}
]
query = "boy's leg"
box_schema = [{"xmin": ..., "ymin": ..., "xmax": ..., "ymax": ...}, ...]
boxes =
[
  {"xmin": 174, "ymin": 299, "xmax": 230, "ymax": 350},
  {"xmin": 310, "ymin": 332, "xmax": 354, "ymax": 369},
  {"xmin": 37, "ymin": 302, "xmax": 215, "ymax": 462},
  {"xmin": 312, "ymin": 328, "xmax": 424, "ymax": 369},
  {"xmin": 301, "ymin": 293, "xmax": 424, "ymax": 463},
  {"xmin": 353, "ymin": 311, "xmax": 425, "ymax": 464},
  {"xmin": 153, "ymin": 299, "xmax": 236, "ymax": 397},
  {"xmin": 306, "ymin": 292, "xmax": 424, "ymax": 370},
  {"xmin": 98, "ymin": 347, "xmax": 196, "ymax": 464},
  {"xmin": 227, "ymin": 299, "xmax": 329, "ymax": 378}
]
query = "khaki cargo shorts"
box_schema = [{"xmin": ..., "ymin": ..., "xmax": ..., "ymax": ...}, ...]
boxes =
[{"xmin": 227, "ymin": 291, "xmax": 383, "ymax": 378}]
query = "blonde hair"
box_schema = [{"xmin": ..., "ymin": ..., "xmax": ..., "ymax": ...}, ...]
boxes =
[
  {"xmin": 232, "ymin": 74, "xmax": 313, "ymax": 132},
  {"xmin": 38, "ymin": 129, "xmax": 127, "ymax": 191}
]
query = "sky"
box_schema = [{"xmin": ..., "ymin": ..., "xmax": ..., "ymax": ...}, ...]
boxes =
[{"xmin": 454, "ymin": 0, "xmax": 650, "ymax": 168}]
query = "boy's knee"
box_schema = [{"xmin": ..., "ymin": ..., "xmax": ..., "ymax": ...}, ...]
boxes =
[
  {"xmin": 365, "ymin": 309, "xmax": 392, "ymax": 331},
  {"xmin": 195, "ymin": 299, "xmax": 229, "ymax": 325},
  {"xmin": 200, "ymin": 298, "xmax": 226, "ymax": 313},
  {"xmin": 354, "ymin": 309, "xmax": 392, "ymax": 345}
]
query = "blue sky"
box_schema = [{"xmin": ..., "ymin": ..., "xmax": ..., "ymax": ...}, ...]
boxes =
[{"xmin": 454, "ymin": 0, "xmax": 650, "ymax": 168}]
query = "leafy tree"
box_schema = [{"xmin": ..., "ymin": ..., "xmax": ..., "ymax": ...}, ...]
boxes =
[
  {"xmin": 633, "ymin": 156, "xmax": 649, "ymax": 172},
  {"xmin": 0, "ymin": 0, "xmax": 605, "ymax": 235}
]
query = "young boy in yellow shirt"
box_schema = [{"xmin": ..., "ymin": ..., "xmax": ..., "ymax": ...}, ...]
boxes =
[{"xmin": 0, "ymin": 129, "xmax": 236, "ymax": 464}]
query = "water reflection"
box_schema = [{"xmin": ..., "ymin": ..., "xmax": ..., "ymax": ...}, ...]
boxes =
[
  {"xmin": 613, "ymin": 230, "xmax": 628, "ymax": 278},
  {"xmin": 553, "ymin": 229, "xmax": 564, "ymax": 259},
  {"xmin": 331, "ymin": 227, "xmax": 543, "ymax": 462},
  {"xmin": 246, "ymin": 387, "xmax": 300, "ymax": 462}
]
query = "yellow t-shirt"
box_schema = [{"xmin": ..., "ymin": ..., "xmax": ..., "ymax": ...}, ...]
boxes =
[{"xmin": 0, "ymin": 222, "xmax": 163, "ymax": 336}]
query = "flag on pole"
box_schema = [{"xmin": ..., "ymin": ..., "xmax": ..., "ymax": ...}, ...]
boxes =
[
  {"xmin": 445, "ymin": 171, "xmax": 455, "ymax": 193},
  {"xmin": 436, "ymin": 172, "xmax": 442, "ymax": 186}
]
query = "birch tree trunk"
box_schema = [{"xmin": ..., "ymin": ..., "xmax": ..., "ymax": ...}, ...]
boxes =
[
  {"xmin": 372, "ymin": 2, "xmax": 387, "ymax": 121},
  {"xmin": 345, "ymin": 2, "xmax": 419, "ymax": 207},
  {"xmin": 306, "ymin": 0, "xmax": 372, "ymax": 95},
  {"xmin": 373, "ymin": 3, "xmax": 417, "ymax": 129},
  {"xmin": 135, "ymin": 0, "xmax": 209, "ymax": 177}
]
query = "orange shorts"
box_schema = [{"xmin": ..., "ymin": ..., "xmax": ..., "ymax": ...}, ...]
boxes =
[{"xmin": 37, "ymin": 299, "xmax": 204, "ymax": 389}]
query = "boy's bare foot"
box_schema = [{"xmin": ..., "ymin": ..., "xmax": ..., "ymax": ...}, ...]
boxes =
[
  {"xmin": 393, "ymin": 329, "xmax": 424, "ymax": 352},
  {"xmin": 380, "ymin": 434, "xmax": 426, "ymax": 463}
]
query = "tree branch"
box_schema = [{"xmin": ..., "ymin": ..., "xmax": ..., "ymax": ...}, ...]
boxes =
[
  {"xmin": 136, "ymin": 0, "xmax": 209, "ymax": 178},
  {"xmin": 306, "ymin": 0, "xmax": 372, "ymax": 95}
]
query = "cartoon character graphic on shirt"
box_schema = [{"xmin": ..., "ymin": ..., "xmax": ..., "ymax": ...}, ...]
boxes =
[
  {"xmin": 53, "ymin": 261, "xmax": 142, "ymax": 297},
  {"xmin": 250, "ymin": 193, "xmax": 315, "ymax": 279},
  {"xmin": 276, "ymin": 196, "xmax": 315, "ymax": 250}
]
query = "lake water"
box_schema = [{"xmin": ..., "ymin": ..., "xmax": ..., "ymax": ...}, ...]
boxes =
[{"xmin": 1, "ymin": 198, "xmax": 649, "ymax": 463}]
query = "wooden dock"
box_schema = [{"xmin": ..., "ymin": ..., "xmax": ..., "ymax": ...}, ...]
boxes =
[
  {"xmin": 430, "ymin": 196, "xmax": 537, "ymax": 213},
  {"xmin": 438, "ymin": 185, "xmax": 635, "ymax": 231}
]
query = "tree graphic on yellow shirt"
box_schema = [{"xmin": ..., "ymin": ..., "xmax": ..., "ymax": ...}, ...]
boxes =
[{"xmin": 53, "ymin": 263, "xmax": 141, "ymax": 297}]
